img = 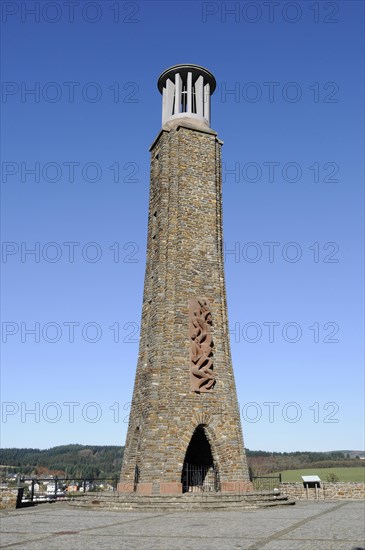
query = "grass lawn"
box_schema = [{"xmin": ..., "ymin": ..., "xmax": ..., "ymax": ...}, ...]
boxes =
[{"xmin": 278, "ymin": 467, "xmax": 365, "ymax": 482}]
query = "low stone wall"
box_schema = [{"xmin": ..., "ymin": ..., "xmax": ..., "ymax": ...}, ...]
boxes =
[
  {"xmin": 279, "ymin": 482, "xmax": 365, "ymax": 500},
  {"xmin": 0, "ymin": 488, "xmax": 24, "ymax": 509}
]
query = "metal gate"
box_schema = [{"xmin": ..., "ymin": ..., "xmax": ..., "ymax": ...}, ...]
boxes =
[
  {"xmin": 182, "ymin": 463, "xmax": 219, "ymax": 492},
  {"xmin": 252, "ymin": 474, "xmax": 282, "ymax": 491}
]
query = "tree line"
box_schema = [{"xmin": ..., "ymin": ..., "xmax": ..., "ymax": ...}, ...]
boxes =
[
  {"xmin": 0, "ymin": 446, "xmax": 363, "ymax": 479},
  {"xmin": 246, "ymin": 449, "xmax": 364, "ymax": 476},
  {"xmin": 0, "ymin": 445, "xmax": 124, "ymax": 479}
]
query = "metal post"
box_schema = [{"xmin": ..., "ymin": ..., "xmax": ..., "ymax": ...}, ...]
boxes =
[
  {"xmin": 31, "ymin": 479, "xmax": 35, "ymax": 502},
  {"xmin": 54, "ymin": 476, "xmax": 58, "ymax": 500}
]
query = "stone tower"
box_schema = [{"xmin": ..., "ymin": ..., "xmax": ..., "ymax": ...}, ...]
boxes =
[{"xmin": 118, "ymin": 64, "xmax": 251, "ymax": 495}]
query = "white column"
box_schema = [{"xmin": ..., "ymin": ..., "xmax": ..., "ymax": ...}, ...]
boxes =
[
  {"xmin": 174, "ymin": 73, "xmax": 182, "ymax": 116},
  {"xmin": 162, "ymin": 79, "xmax": 175, "ymax": 125},
  {"xmin": 204, "ymin": 83, "xmax": 210, "ymax": 123},
  {"xmin": 187, "ymin": 72, "xmax": 192, "ymax": 114},
  {"xmin": 195, "ymin": 75, "xmax": 204, "ymax": 118},
  {"xmin": 162, "ymin": 78, "xmax": 175, "ymax": 125},
  {"xmin": 162, "ymin": 87, "xmax": 167, "ymax": 126}
]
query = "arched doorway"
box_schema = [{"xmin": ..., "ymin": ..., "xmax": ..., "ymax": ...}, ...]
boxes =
[{"xmin": 181, "ymin": 425, "xmax": 219, "ymax": 492}]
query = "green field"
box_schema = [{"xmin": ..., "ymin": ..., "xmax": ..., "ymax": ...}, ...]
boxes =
[{"xmin": 278, "ymin": 467, "xmax": 365, "ymax": 482}]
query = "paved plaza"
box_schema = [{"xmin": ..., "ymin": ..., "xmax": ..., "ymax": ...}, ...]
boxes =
[{"xmin": 1, "ymin": 500, "xmax": 364, "ymax": 549}]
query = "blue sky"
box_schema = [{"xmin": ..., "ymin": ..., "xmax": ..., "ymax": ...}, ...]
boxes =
[{"xmin": 1, "ymin": 0, "xmax": 364, "ymax": 452}]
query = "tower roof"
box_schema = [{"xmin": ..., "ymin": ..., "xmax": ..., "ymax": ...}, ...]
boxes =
[
  {"xmin": 158, "ymin": 64, "xmax": 216, "ymax": 128},
  {"xmin": 158, "ymin": 64, "xmax": 216, "ymax": 95}
]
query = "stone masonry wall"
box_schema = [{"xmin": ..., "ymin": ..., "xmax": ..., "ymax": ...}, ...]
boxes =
[
  {"xmin": 279, "ymin": 482, "xmax": 365, "ymax": 500},
  {"xmin": 0, "ymin": 488, "xmax": 23, "ymax": 509},
  {"xmin": 119, "ymin": 120, "xmax": 251, "ymax": 495}
]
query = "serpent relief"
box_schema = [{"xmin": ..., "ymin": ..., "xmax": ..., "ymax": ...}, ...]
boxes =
[{"xmin": 189, "ymin": 298, "xmax": 215, "ymax": 392}]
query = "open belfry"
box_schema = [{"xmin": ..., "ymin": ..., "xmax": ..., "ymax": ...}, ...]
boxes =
[{"xmin": 118, "ymin": 64, "xmax": 251, "ymax": 495}]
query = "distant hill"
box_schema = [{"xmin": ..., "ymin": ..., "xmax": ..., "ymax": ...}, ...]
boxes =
[
  {"xmin": 335, "ymin": 450, "xmax": 365, "ymax": 459},
  {"xmin": 0, "ymin": 445, "xmax": 124, "ymax": 478},
  {"xmin": 0, "ymin": 446, "xmax": 363, "ymax": 479},
  {"xmin": 245, "ymin": 449, "xmax": 365, "ymax": 476}
]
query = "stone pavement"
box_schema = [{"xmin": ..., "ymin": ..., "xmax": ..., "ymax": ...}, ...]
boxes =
[{"xmin": 0, "ymin": 500, "xmax": 364, "ymax": 549}]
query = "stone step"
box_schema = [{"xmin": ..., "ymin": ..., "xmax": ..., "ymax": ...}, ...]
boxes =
[
  {"xmin": 68, "ymin": 491, "xmax": 295, "ymax": 511},
  {"xmin": 70, "ymin": 490, "xmax": 284, "ymax": 502},
  {"xmin": 70, "ymin": 498, "xmax": 295, "ymax": 511},
  {"xmin": 71, "ymin": 494, "xmax": 288, "ymax": 505},
  {"xmin": 86, "ymin": 490, "xmax": 283, "ymax": 500}
]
